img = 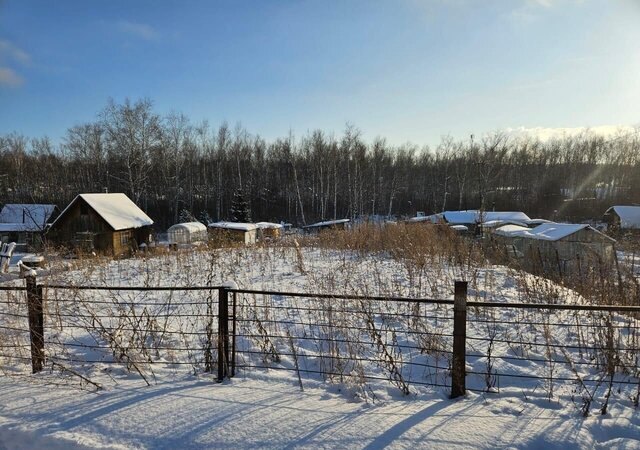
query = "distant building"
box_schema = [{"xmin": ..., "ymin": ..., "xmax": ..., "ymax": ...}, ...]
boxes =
[
  {"xmin": 48, "ymin": 193, "xmax": 154, "ymax": 256},
  {"xmin": 408, "ymin": 210, "xmax": 531, "ymax": 235},
  {"xmin": 302, "ymin": 219, "xmax": 350, "ymax": 233},
  {"xmin": 603, "ymin": 206, "xmax": 640, "ymax": 231},
  {"xmin": 0, "ymin": 204, "xmax": 57, "ymax": 249},
  {"xmin": 491, "ymin": 223, "xmax": 616, "ymax": 276},
  {"xmin": 256, "ymin": 222, "xmax": 283, "ymax": 240},
  {"xmin": 167, "ymin": 222, "xmax": 208, "ymax": 245},
  {"xmin": 208, "ymin": 222, "xmax": 258, "ymax": 244}
]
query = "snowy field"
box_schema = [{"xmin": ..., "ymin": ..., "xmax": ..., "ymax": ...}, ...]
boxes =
[
  {"xmin": 0, "ymin": 376, "xmax": 637, "ymax": 449},
  {"xmin": 0, "ymin": 245, "xmax": 639, "ymax": 449}
]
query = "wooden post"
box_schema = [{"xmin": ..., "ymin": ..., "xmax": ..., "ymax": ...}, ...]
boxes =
[
  {"xmin": 217, "ymin": 287, "xmax": 229, "ymax": 382},
  {"xmin": 25, "ymin": 275, "xmax": 44, "ymax": 374},
  {"xmin": 451, "ymin": 280, "xmax": 467, "ymax": 399}
]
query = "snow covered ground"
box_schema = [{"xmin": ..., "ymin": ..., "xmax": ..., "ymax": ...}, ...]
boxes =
[
  {"xmin": 0, "ymin": 246, "xmax": 638, "ymax": 449},
  {"xmin": 0, "ymin": 375, "xmax": 637, "ymax": 450}
]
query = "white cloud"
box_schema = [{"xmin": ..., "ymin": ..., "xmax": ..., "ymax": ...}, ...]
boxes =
[
  {"xmin": 0, "ymin": 67, "xmax": 24, "ymax": 87},
  {"xmin": 0, "ymin": 39, "xmax": 31, "ymax": 64},
  {"xmin": 503, "ymin": 125, "xmax": 639, "ymax": 141},
  {"xmin": 116, "ymin": 20, "xmax": 160, "ymax": 41}
]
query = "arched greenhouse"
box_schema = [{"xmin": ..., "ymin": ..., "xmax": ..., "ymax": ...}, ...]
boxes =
[{"xmin": 167, "ymin": 222, "xmax": 208, "ymax": 244}]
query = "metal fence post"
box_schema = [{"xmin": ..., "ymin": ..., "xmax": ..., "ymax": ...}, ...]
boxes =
[
  {"xmin": 25, "ymin": 275, "xmax": 44, "ymax": 374},
  {"xmin": 217, "ymin": 287, "xmax": 230, "ymax": 382},
  {"xmin": 231, "ymin": 291, "xmax": 236, "ymax": 377},
  {"xmin": 451, "ymin": 280, "xmax": 467, "ymax": 398}
]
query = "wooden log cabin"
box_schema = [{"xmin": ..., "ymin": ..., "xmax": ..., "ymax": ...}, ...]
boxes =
[{"xmin": 48, "ymin": 193, "xmax": 154, "ymax": 256}]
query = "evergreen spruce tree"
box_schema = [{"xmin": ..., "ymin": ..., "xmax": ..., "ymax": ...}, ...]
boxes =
[
  {"xmin": 231, "ymin": 188, "xmax": 252, "ymax": 222},
  {"xmin": 179, "ymin": 209, "xmax": 196, "ymax": 223},
  {"xmin": 199, "ymin": 210, "xmax": 212, "ymax": 226}
]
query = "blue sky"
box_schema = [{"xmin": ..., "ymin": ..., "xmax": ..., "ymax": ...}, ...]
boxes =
[{"xmin": 0, "ymin": 0, "xmax": 639, "ymax": 147}]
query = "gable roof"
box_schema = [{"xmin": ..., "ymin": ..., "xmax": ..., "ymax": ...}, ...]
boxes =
[
  {"xmin": 52, "ymin": 193, "xmax": 153, "ymax": 231},
  {"xmin": 0, "ymin": 204, "xmax": 56, "ymax": 231},
  {"xmin": 495, "ymin": 222, "xmax": 614, "ymax": 242},
  {"xmin": 529, "ymin": 223, "xmax": 592, "ymax": 241},
  {"xmin": 606, "ymin": 206, "xmax": 640, "ymax": 229}
]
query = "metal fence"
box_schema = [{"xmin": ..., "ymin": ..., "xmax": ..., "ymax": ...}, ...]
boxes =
[
  {"xmin": 0, "ymin": 280, "xmax": 224, "ymax": 388},
  {"xmin": 1, "ymin": 276, "xmax": 639, "ymax": 408},
  {"xmin": 229, "ymin": 287, "xmax": 456, "ymax": 394}
]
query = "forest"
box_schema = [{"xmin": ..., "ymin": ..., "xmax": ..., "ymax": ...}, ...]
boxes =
[{"xmin": 1, "ymin": 98, "xmax": 639, "ymax": 229}]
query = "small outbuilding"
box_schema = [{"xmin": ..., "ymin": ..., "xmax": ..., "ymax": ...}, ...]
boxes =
[
  {"xmin": 256, "ymin": 222, "xmax": 283, "ymax": 240},
  {"xmin": 492, "ymin": 222, "xmax": 616, "ymax": 276},
  {"xmin": 0, "ymin": 204, "xmax": 57, "ymax": 249},
  {"xmin": 208, "ymin": 222, "xmax": 258, "ymax": 244},
  {"xmin": 303, "ymin": 219, "xmax": 350, "ymax": 234},
  {"xmin": 603, "ymin": 206, "xmax": 640, "ymax": 231},
  {"xmin": 48, "ymin": 193, "xmax": 154, "ymax": 256},
  {"xmin": 167, "ymin": 222, "xmax": 208, "ymax": 245}
]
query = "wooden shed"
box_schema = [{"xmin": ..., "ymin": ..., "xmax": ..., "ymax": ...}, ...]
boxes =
[
  {"xmin": 256, "ymin": 222, "xmax": 283, "ymax": 240},
  {"xmin": 48, "ymin": 193, "xmax": 154, "ymax": 256},
  {"xmin": 492, "ymin": 223, "xmax": 616, "ymax": 276},
  {"xmin": 603, "ymin": 206, "xmax": 640, "ymax": 232},
  {"xmin": 208, "ymin": 222, "xmax": 258, "ymax": 244}
]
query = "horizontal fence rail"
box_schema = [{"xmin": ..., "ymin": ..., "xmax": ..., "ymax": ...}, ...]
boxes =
[
  {"xmin": 0, "ymin": 279, "xmax": 225, "ymax": 388},
  {"xmin": 0, "ymin": 276, "xmax": 638, "ymax": 412},
  {"xmin": 228, "ymin": 288, "xmax": 455, "ymax": 395}
]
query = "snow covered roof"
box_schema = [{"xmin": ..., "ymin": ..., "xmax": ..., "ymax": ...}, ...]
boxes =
[
  {"xmin": 441, "ymin": 210, "xmax": 531, "ymax": 224},
  {"xmin": 0, "ymin": 204, "xmax": 56, "ymax": 231},
  {"xmin": 531, "ymin": 223, "xmax": 604, "ymax": 241},
  {"xmin": 481, "ymin": 219, "xmax": 528, "ymax": 229},
  {"xmin": 256, "ymin": 222, "xmax": 284, "ymax": 229},
  {"xmin": 407, "ymin": 214, "xmax": 440, "ymax": 223},
  {"xmin": 208, "ymin": 222, "xmax": 258, "ymax": 232},
  {"xmin": 304, "ymin": 219, "xmax": 350, "ymax": 228},
  {"xmin": 524, "ymin": 218, "xmax": 553, "ymax": 227},
  {"xmin": 494, "ymin": 223, "xmax": 614, "ymax": 242},
  {"xmin": 493, "ymin": 224, "xmax": 536, "ymax": 238},
  {"xmin": 52, "ymin": 193, "xmax": 153, "ymax": 231},
  {"xmin": 168, "ymin": 222, "xmax": 207, "ymax": 233},
  {"xmin": 606, "ymin": 206, "xmax": 640, "ymax": 229}
]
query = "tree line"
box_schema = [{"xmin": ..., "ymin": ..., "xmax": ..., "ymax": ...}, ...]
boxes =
[{"xmin": 1, "ymin": 98, "xmax": 638, "ymax": 229}]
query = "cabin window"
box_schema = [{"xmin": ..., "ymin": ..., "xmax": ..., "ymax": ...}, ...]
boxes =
[{"xmin": 120, "ymin": 231, "xmax": 131, "ymax": 246}]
